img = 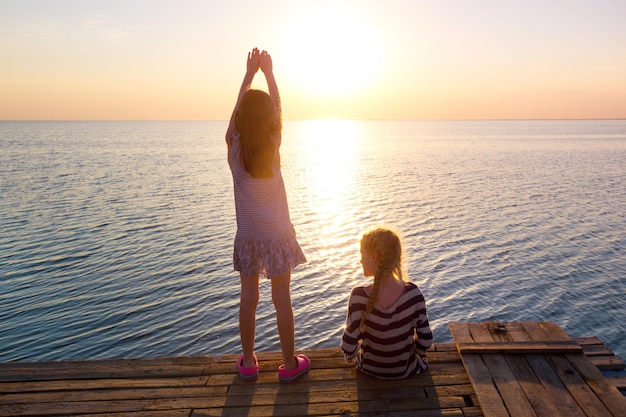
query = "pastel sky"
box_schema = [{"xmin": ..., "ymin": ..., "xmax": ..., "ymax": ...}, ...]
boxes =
[{"xmin": 2, "ymin": 0, "xmax": 625, "ymax": 120}]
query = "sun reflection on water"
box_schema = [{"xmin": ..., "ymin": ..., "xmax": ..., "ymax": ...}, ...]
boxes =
[
  {"xmin": 284, "ymin": 119, "xmax": 368, "ymax": 288},
  {"xmin": 301, "ymin": 120, "xmax": 359, "ymax": 198},
  {"xmin": 300, "ymin": 120, "xmax": 360, "ymax": 225}
]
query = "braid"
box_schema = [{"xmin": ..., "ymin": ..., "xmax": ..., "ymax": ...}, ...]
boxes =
[
  {"xmin": 359, "ymin": 269, "xmax": 382, "ymax": 332},
  {"xmin": 358, "ymin": 227, "xmax": 405, "ymax": 332}
]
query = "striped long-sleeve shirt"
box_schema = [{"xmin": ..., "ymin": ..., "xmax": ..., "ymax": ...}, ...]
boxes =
[{"xmin": 340, "ymin": 282, "xmax": 433, "ymax": 379}]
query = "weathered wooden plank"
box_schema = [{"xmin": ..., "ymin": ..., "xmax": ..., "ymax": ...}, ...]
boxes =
[
  {"xmin": 449, "ymin": 322, "xmax": 510, "ymax": 417},
  {"xmin": 433, "ymin": 342, "xmax": 457, "ymax": 352},
  {"xmin": 564, "ymin": 352, "xmax": 626, "ymax": 416},
  {"xmin": 0, "ymin": 386, "xmax": 226, "ymax": 405},
  {"xmin": 0, "ymin": 396, "xmax": 225, "ymax": 416},
  {"xmin": 217, "ymin": 348, "xmax": 340, "ymax": 364},
  {"xmin": 481, "ymin": 321, "xmax": 524, "ymax": 341},
  {"xmin": 480, "ymin": 353, "xmax": 538, "ymax": 417},
  {"xmin": 534, "ymin": 322, "xmax": 626, "ymax": 415},
  {"xmin": 573, "ymin": 336, "xmax": 605, "ymax": 346},
  {"xmin": 538, "ymin": 322, "xmax": 571, "ymax": 341},
  {"xmin": 491, "ymin": 321, "xmax": 527, "ymax": 341},
  {"xmin": 0, "ymin": 376, "xmax": 209, "ymax": 394},
  {"xmin": 490, "ymin": 322, "xmax": 528, "ymax": 343},
  {"xmin": 220, "ymin": 348, "xmax": 473, "ymax": 377},
  {"xmin": 0, "ymin": 355, "xmax": 214, "ymax": 371},
  {"xmin": 428, "ymin": 362, "xmax": 468, "ymax": 376},
  {"xmin": 451, "ymin": 322, "xmax": 626, "ymax": 417},
  {"xmin": 520, "ymin": 321, "xmax": 626, "ymax": 415},
  {"xmin": 492, "ymin": 321, "xmax": 587, "ymax": 417},
  {"xmin": 466, "ymin": 322, "xmax": 494, "ymax": 342},
  {"xmin": 546, "ymin": 354, "xmax": 614, "ymax": 417},
  {"xmin": 502, "ymin": 354, "xmax": 563, "ymax": 417},
  {"xmin": 448, "ymin": 322, "xmax": 474, "ymax": 343},
  {"xmin": 222, "ymin": 366, "xmax": 470, "ymax": 398},
  {"xmin": 226, "ymin": 372, "xmax": 470, "ymax": 397},
  {"xmin": 297, "ymin": 350, "xmax": 463, "ymax": 368},
  {"xmin": 242, "ymin": 366, "xmax": 468, "ymax": 387},
  {"xmin": 524, "ymin": 354, "xmax": 588, "ymax": 417},
  {"xmin": 591, "ymin": 356, "xmax": 626, "ymax": 371},
  {"xmin": 191, "ymin": 403, "xmax": 468, "ymax": 417},
  {"xmin": 462, "ymin": 406, "xmax": 486, "ymax": 417},
  {"xmin": 455, "ymin": 353, "xmax": 510, "ymax": 417},
  {"xmin": 607, "ymin": 376, "xmax": 626, "ymax": 391},
  {"xmin": 208, "ymin": 386, "xmax": 466, "ymax": 412},
  {"xmin": 190, "ymin": 395, "xmax": 469, "ymax": 417},
  {"xmin": 581, "ymin": 344, "xmax": 616, "ymax": 357},
  {"xmin": 72, "ymin": 412, "xmax": 190, "ymax": 417},
  {"xmin": 423, "ymin": 383, "xmax": 477, "ymax": 398},
  {"xmin": 579, "ymin": 338, "xmax": 626, "ymax": 376},
  {"xmin": 0, "ymin": 363, "xmax": 209, "ymax": 382},
  {"xmin": 457, "ymin": 341, "xmax": 582, "ymax": 354},
  {"xmin": 520, "ymin": 321, "xmax": 553, "ymax": 341},
  {"xmin": 429, "ymin": 350, "xmax": 462, "ymax": 363},
  {"xmin": 466, "ymin": 322, "xmax": 539, "ymax": 417}
]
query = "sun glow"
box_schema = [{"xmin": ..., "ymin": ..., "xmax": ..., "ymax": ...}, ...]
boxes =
[
  {"xmin": 290, "ymin": 119, "xmax": 363, "ymax": 261},
  {"xmin": 289, "ymin": 119, "xmax": 361, "ymax": 219},
  {"xmin": 278, "ymin": 5, "xmax": 385, "ymax": 98},
  {"xmin": 301, "ymin": 119, "xmax": 360, "ymax": 192}
]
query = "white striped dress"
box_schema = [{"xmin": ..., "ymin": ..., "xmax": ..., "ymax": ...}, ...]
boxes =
[{"xmin": 340, "ymin": 282, "xmax": 433, "ymax": 379}]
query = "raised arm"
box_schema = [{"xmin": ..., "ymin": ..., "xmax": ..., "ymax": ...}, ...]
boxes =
[
  {"xmin": 259, "ymin": 50, "xmax": 282, "ymax": 130},
  {"xmin": 226, "ymin": 48, "xmax": 260, "ymax": 146}
]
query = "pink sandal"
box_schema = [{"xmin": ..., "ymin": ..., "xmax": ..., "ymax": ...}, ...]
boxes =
[
  {"xmin": 278, "ymin": 354, "xmax": 311, "ymax": 383},
  {"xmin": 237, "ymin": 354, "xmax": 258, "ymax": 381}
]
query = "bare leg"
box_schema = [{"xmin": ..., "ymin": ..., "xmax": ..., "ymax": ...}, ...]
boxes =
[
  {"xmin": 271, "ymin": 272, "xmax": 297, "ymax": 369},
  {"xmin": 239, "ymin": 272, "xmax": 259, "ymax": 368}
]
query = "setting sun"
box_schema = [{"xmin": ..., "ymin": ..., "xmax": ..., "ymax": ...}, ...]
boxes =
[{"xmin": 277, "ymin": 4, "xmax": 385, "ymax": 98}]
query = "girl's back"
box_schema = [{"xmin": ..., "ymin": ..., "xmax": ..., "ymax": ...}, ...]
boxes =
[
  {"xmin": 342, "ymin": 282, "xmax": 430, "ymax": 379},
  {"xmin": 229, "ymin": 132, "xmax": 292, "ymax": 240}
]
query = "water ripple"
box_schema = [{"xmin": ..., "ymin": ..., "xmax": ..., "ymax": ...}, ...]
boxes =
[{"xmin": 1, "ymin": 120, "xmax": 625, "ymax": 362}]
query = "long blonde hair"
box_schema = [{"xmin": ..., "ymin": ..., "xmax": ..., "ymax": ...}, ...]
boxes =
[
  {"xmin": 358, "ymin": 228, "xmax": 406, "ymax": 332},
  {"xmin": 235, "ymin": 89, "xmax": 280, "ymax": 178}
]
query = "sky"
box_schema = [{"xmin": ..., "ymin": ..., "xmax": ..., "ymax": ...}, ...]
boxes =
[{"xmin": 1, "ymin": 0, "xmax": 625, "ymax": 121}]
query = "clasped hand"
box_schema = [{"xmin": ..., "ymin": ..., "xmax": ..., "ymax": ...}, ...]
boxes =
[{"xmin": 246, "ymin": 47, "xmax": 272, "ymax": 75}]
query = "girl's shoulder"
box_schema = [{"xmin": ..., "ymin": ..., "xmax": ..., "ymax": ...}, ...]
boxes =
[
  {"xmin": 404, "ymin": 282, "xmax": 427, "ymax": 303},
  {"xmin": 405, "ymin": 281, "xmax": 424, "ymax": 295},
  {"xmin": 350, "ymin": 285, "xmax": 369, "ymax": 297}
]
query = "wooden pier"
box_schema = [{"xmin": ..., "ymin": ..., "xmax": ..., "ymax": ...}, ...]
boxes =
[{"xmin": 0, "ymin": 321, "xmax": 624, "ymax": 416}]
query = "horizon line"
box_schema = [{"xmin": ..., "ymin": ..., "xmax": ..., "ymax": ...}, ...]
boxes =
[{"xmin": 2, "ymin": 117, "xmax": 626, "ymax": 123}]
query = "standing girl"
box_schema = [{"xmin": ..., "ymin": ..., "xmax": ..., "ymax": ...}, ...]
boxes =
[
  {"xmin": 226, "ymin": 48, "xmax": 309, "ymax": 383},
  {"xmin": 341, "ymin": 228, "xmax": 433, "ymax": 379}
]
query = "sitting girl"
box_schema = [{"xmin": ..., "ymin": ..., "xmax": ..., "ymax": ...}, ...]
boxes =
[{"xmin": 341, "ymin": 228, "xmax": 433, "ymax": 379}]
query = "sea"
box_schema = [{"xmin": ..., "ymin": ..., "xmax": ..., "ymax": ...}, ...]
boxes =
[{"xmin": 1, "ymin": 119, "xmax": 624, "ymax": 363}]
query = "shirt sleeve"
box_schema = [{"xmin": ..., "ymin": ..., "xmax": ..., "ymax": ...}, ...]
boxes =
[
  {"xmin": 414, "ymin": 292, "xmax": 433, "ymax": 357},
  {"xmin": 340, "ymin": 289, "xmax": 362, "ymax": 363}
]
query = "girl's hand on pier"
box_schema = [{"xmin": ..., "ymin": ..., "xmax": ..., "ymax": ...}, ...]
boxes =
[
  {"xmin": 247, "ymin": 48, "xmax": 260, "ymax": 76},
  {"xmin": 259, "ymin": 50, "xmax": 273, "ymax": 74}
]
